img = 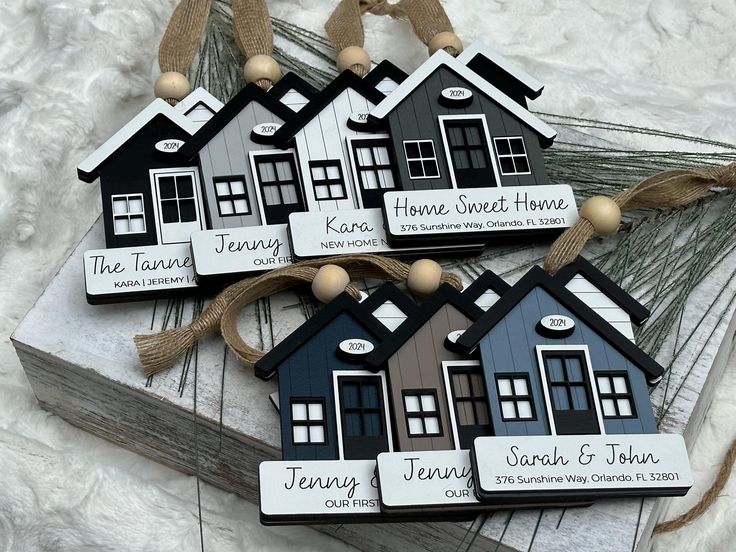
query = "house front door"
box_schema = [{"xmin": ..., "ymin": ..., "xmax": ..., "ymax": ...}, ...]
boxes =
[
  {"xmin": 441, "ymin": 116, "xmax": 498, "ymax": 188},
  {"xmin": 337, "ymin": 375, "xmax": 390, "ymax": 460},
  {"xmin": 252, "ymin": 152, "xmax": 305, "ymax": 225},
  {"xmin": 350, "ymin": 138, "xmax": 397, "ymax": 209},
  {"xmin": 446, "ymin": 363, "xmax": 493, "ymax": 449},
  {"xmin": 151, "ymin": 168, "xmax": 204, "ymax": 244},
  {"xmin": 540, "ymin": 349, "xmax": 601, "ymax": 435}
]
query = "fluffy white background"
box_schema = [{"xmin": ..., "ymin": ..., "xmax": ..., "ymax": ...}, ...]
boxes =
[{"xmin": 0, "ymin": 0, "xmax": 735, "ymax": 550}]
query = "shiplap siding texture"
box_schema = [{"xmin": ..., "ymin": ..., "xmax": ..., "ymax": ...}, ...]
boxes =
[{"xmin": 565, "ymin": 274, "xmax": 636, "ymax": 342}]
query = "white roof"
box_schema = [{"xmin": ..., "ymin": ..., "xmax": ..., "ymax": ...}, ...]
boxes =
[
  {"xmin": 457, "ymin": 41, "xmax": 544, "ymax": 97},
  {"xmin": 174, "ymin": 87, "xmax": 224, "ymax": 117},
  {"xmin": 370, "ymin": 49, "xmax": 556, "ymax": 142}
]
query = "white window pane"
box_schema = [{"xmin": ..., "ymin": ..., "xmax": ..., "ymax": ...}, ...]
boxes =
[
  {"xmin": 308, "ymin": 403, "xmax": 323, "ymax": 420},
  {"xmin": 309, "ymin": 425, "xmax": 325, "ymax": 443},
  {"xmin": 597, "ymin": 376, "xmax": 612, "ymax": 394},
  {"xmin": 282, "ymin": 184, "xmax": 298, "ymax": 204},
  {"xmin": 613, "ymin": 377, "xmax": 628, "ymax": 394},
  {"xmin": 219, "ymin": 200, "xmax": 234, "ymax": 215},
  {"xmin": 424, "ymin": 416, "xmax": 440, "ymax": 434},
  {"xmin": 421, "ymin": 394, "xmax": 436, "ymax": 412},
  {"xmin": 356, "ymin": 147, "xmax": 371, "ymax": 166},
  {"xmin": 404, "ymin": 395, "xmax": 420, "ymax": 412},
  {"xmin": 408, "ymin": 417, "xmax": 423, "ymax": 435},
  {"xmin": 112, "ymin": 199, "xmax": 128, "ymax": 215},
  {"xmin": 230, "ymin": 180, "xmax": 245, "ymax": 195},
  {"xmin": 293, "ymin": 426, "xmax": 309, "ymax": 443},
  {"xmin": 129, "ymin": 216, "xmax": 145, "ymax": 233},
  {"xmin": 617, "ymin": 399, "xmax": 632, "ymax": 416},
  {"xmin": 311, "ymin": 166, "xmax": 325, "ymax": 181},
  {"xmin": 501, "ymin": 401, "xmax": 516, "ymax": 419},
  {"xmin": 362, "ymin": 171, "xmax": 378, "ymax": 190},
  {"xmin": 326, "ymin": 164, "xmax": 340, "ymax": 179},
  {"xmin": 263, "ymin": 186, "xmax": 279, "ymax": 206},
  {"xmin": 114, "ymin": 217, "xmax": 129, "ymax": 234},
  {"xmin": 378, "ymin": 169, "xmax": 395, "ymax": 189},
  {"xmin": 498, "ymin": 378, "xmax": 513, "ymax": 396},
  {"xmin": 513, "ymin": 378, "xmax": 528, "ymax": 395},
  {"xmin": 233, "ymin": 199, "xmax": 249, "ymax": 214},
  {"xmin": 276, "ymin": 161, "xmax": 293, "ymax": 180},
  {"xmin": 315, "ymin": 185, "xmax": 329, "ymax": 199},
  {"xmin": 291, "ymin": 402, "xmax": 307, "ymax": 420},
  {"xmin": 128, "ymin": 197, "xmax": 143, "ymax": 213},
  {"xmin": 517, "ymin": 401, "xmax": 533, "ymax": 419},
  {"xmin": 374, "ymin": 146, "xmax": 390, "ymax": 165},
  {"xmin": 602, "ymin": 398, "xmax": 616, "ymax": 416},
  {"xmin": 329, "ymin": 184, "xmax": 344, "ymax": 198},
  {"xmin": 259, "ymin": 162, "xmax": 275, "ymax": 182},
  {"xmin": 215, "ymin": 181, "xmax": 230, "ymax": 196}
]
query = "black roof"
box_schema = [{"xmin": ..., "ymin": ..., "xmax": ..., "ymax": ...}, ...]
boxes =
[
  {"xmin": 359, "ymin": 282, "xmax": 419, "ymax": 321},
  {"xmin": 178, "ymin": 83, "xmax": 296, "ymax": 160},
  {"xmin": 364, "ymin": 283, "xmax": 484, "ymax": 370},
  {"xmin": 363, "ymin": 59, "xmax": 409, "ymax": 91},
  {"xmin": 554, "ymin": 256, "xmax": 650, "ymax": 326},
  {"xmin": 461, "ymin": 269, "xmax": 511, "ymax": 305},
  {"xmin": 253, "ymin": 291, "xmax": 391, "ymax": 381},
  {"xmin": 272, "ymin": 69, "xmax": 388, "ymax": 148},
  {"xmin": 268, "ymin": 71, "xmax": 320, "ymax": 106},
  {"xmin": 456, "ymin": 265, "xmax": 664, "ymax": 380}
]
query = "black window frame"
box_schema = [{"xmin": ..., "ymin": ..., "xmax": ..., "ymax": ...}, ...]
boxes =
[
  {"xmin": 351, "ymin": 139, "xmax": 397, "ymax": 191},
  {"xmin": 443, "ymin": 118, "xmax": 491, "ymax": 172},
  {"xmin": 212, "ymin": 175, "xmax": 251, "ymax": 217},
  {"xmin": 541, "ymin": 350, "xmax": 594, "ymax": 413},
  {"xmin": 402, "ymin": 389, "xmax": 443, "ymax": 437},
  {"xmin": 309, "ymin": 160, "xmax": 348, "ymax": 201},
  {"xmin": 403, "ymin": 140, "xmax": 440, "ymax": 179},
  {"xmin": 596, "ymin": 372, "xmax": 637, "ymax": 419},
  {"xmin": 449, "ymin": 365, "xmax": 490, "ymax": 427},
  {"xmin": 339, "ymin": 377, "xmax": 386, "ymax": 439},
  {"xmin": 157, "ymin": 172, "xmax": 198, "ymax": 224},
  {"xmin": 254, "ymin": 154, "xmax": 301, "ymax": 206},
  {"xmin": 289, "ymin": 397, "xmax": 328, "ymax": 446},
  {"xmin": 495, "ymin": 373, "xmax": 536, "ymax": 421},
  {"xmin": 493, "ymin": 136, "xmax": 531, "ymax": 176}
]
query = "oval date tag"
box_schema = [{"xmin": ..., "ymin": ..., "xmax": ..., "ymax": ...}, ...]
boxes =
[
  {"xmin": 252, "ymin": 122, "xmax": 282, "ymax": 137},
  {"xmin": 338, "ymin": 338, "xmax": 374, "ymax": 359},
  {"xmin": 440, "ymin": 87, "xmax": 473, "ymax": 107},
  {"xmin": 155, "ymin": 139, "xmax": 185, "ymax": 153},
  {"xmin": 537, "ymin": 314, "xmax": 575, "ymax": 337}
]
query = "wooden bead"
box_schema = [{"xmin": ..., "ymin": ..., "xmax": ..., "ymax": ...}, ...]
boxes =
[
  {"xmin": 312, "ymin": 265, "xmax": 350, "ymax": 303},
  {"xmin": 336, "ymin": 46, "xmax": 371, "ymax": 74},
  {"xmin": 428, "ymin": 31, "xmax": 463, "ymax": 56},
  {"xmin": 407, "ymin": 259, "xmax": 443, "ymax": 296},
  {"xmin": 154, "ymin": 72, "xmax": 191, "ymax": 101},
  {"xmin": 579, "ymin": 196, "xmax": 621, "ymax": 235},
  {"xmin": 243, "ymin": 55, "xmax": 282, "ymax": 86}
]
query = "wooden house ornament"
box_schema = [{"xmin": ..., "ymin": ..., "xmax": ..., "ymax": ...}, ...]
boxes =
[
  {"xmin": 268, "ymin": 71, "xmax": 319, "ymax": 113},
  {"xmin": 77, "ymin": 88, "xmax": 223, "ymax": 303}
]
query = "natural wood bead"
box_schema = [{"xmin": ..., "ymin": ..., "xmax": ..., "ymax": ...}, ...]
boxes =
[
  {"xmin": 312, "ymin": 265, "xmax": 350, "ymax": 303},
  {"xmin": 428, "ymin": 31, "xmax": 463, "ymax": 56},
  {"xmin": 407, "ymin": 259, "xmax": 443, "ymax": 296},
  {"xmin": 154, "ymin": 72, "xmax": 191, "ymax": 101},
  {"xmin": 580, "ymin": 196, "xmax": 622, "ymax": 235},
  {"xmin": 243, "ymin": 55, "xmax": 281, "ymax": 87},
  {"xmin": 336, "ymin": 46, "xmax": 371, "ymax": 74}
]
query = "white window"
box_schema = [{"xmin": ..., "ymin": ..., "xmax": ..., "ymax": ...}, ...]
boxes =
[
  {"xmin": 403, "ymin": 391, "xmax": 442, "ymax": 436},
  {"xmin": 353, "ymin": 141, "xmax": 396, "ymax": 190},
  {"xmin": 213, "ymin": 176, "xmax": 250, "ymax": 216},
  {"xmin": 111, "ymin": 194, "xmax": 146, "ymax": 235},
  {"xmin": 291, "ymin": 400, "xmax": 327, "ymax": 444},
  {"xmin": 494, "ymin": 137, "xmax": 531, "ymax": 175},
  {"xmin": 596, "ymin": 374, "xmax": 635, "ymax": 418},
  {"xmin": 372, "ymin": 300, "xmax": 407, "ymax": 331},
  {"xmin": 496, "ymin": 375, "xmax": 535, "ymax": 420},
  {"xmin": 403, "ymin": 140, "xmax": 440, "ymax": 179},
  {"xmin": 309, "ymin": 160, "xmax": 347, "ymax": 200},
  {"xmin": 280, "ymin": 89, "xmax": 309, "ymax": 112}
]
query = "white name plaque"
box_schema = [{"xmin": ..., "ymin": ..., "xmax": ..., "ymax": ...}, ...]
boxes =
[
  {"xmin": 473, "ymin": 434, "xmax": 692, "ymax": 501},
  {"xmin": 383, "ymin": 185, "xmax": 578, "ymax": 239}
]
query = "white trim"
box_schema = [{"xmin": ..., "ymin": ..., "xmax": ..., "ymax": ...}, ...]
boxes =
[
  {"xmin": 493, "ymin": 136, "xmax": 532, "ymax": 176},
  {"xmin": 148, "ymin": 167, "xmax": 205, "ymax": 245},
  {"xmin": 110, "ymin": 193, "xmax": 146, "ymax": 235},
  {"xmin": 438, "ymin": 114, "xmax": 502, "ymax": 188},
  {"xmin": 402, "ymin": 139, "xmax": 441, "ymax": 180},
  {"xmin": 331, "ymin": 370, "xmax": 394, "ymax": 461},
  {"xmin": 441, "ymin": 360, "xmax": 482, "ymax": 450},
  {"xmin": 369, "ymin": 49, "xmax": 556, "ymax": 143},
  {"xmin": 456, "ymin": 41, "xmax": 544, "ymax": 97},
  {"xmin": 79, "ymin": 98, "xmax": 199, "ymax": 179},
  {"xmin": 174, "ymin": 87, "xmax": 225, "ymax": 117},
  {"xmin": 534, "ymin": 345, "xmax": 606, "ymax": 436},
  {"xmin": 248, "ymin": 149, "xmax": 301, "ymax": 225},
  {"xmin": 345, "ymin": 134, "xmax": 392, "ymax": 210}
]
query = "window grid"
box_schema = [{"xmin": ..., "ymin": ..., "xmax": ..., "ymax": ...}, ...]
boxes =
[
  {"xmin": 290, "ymin": 398, "xmax": 327, "ymax": 445},
  {"xmin": 596, "ymin": 373, "xmax": 636, "ymax": 418},
  {"xmin": 496, "ymin": 374, "xmax": 535, "ymax": 421},
  {"xmin": 340, "ymin": 379, "xmax": 384, "ymax": 438},
  {"xmin": 309, "ymin": 160, "xmax": 347, "ymax": 201},
  {"xmin": 403, "ymin": 390, "xmax": 442, "ymax": 437},
  {"xmin": 353, "ymin": 140, "xmax": 396, "ymax": 190},
  {"xmin": 451, "ymin": 369, "xmax": 490, "ymax": 427},
  {"xmin": 255, "ymin": 156, "xmax": 300, "ymax": 206},
  {"xmin": 444, "ymin": 121, "xmax": 488, "ymax": 170},
  {"xmin": 111, "ymin": 194, "xmax": 146, "ymax": 235},
  {"xmin": 213, "ymin": 176, "xmax": 251, "ymax": 217},
  {"xmin": 543, "ymin": 351, "xmax": 591, "ymax": 412},
  {"xmin": 494, "ymin": 137, "xmax": 531, "ymax": 175},
  {"xmin": 157, "ymin": 173, "xmax": 197, "ymax": 224},
  {"xmin": 403, "ymin": 140, "xmax": 440, "ymax": 179}
]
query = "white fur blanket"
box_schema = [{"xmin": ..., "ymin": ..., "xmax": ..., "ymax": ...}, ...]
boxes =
[{"xmin": 1, "ymin": 0, "xmax": 734, "ymax": 550}]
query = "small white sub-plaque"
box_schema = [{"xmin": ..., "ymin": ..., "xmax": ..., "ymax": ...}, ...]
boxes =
[
  {"xmin": 155, "ymin": 139, "xmax": 184, "ymax": 153},
  {"xmin": 252, "ymin": 122, "xmax": 282, "ymax": 138},
  {"xmin": 537, "ymin": 314, "xmax": 575, "ymax": 336},
  {"xmin": 376, "ymin": 450, "xmax": 479, "ymax": 511},
  {"xmin": 440, "ymin": 86, "xmax": 473, "ymax": 104},
  {"xmin": 83, "ymin": 243, "xmax": 197, "ymax": 303},
  {"xmin": 190, "ymin": 224, "xmax": 292, "ymax": 281},
  {"xmin": 472, "ymin": 434, "xmax": 692, "ymax": 502},
  {"xmin": 288, "ymin": 208, "xmax": 484, "ymax": 258},
  {"xmin": 338, "ymin": 338, "xmax": 375, "ymax": 358},
  {"xmin": 382, "ymin": 185, "xmax": 578, "ymax": 240},
  {"xmin": 259, "ymin": 460, "xmax": 381, "ymax": 524}
]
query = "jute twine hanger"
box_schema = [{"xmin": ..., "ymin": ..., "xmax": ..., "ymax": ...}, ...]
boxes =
[{"xmin": 139, "ymin": 0, "xmax": 736, "ymax": 535}]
